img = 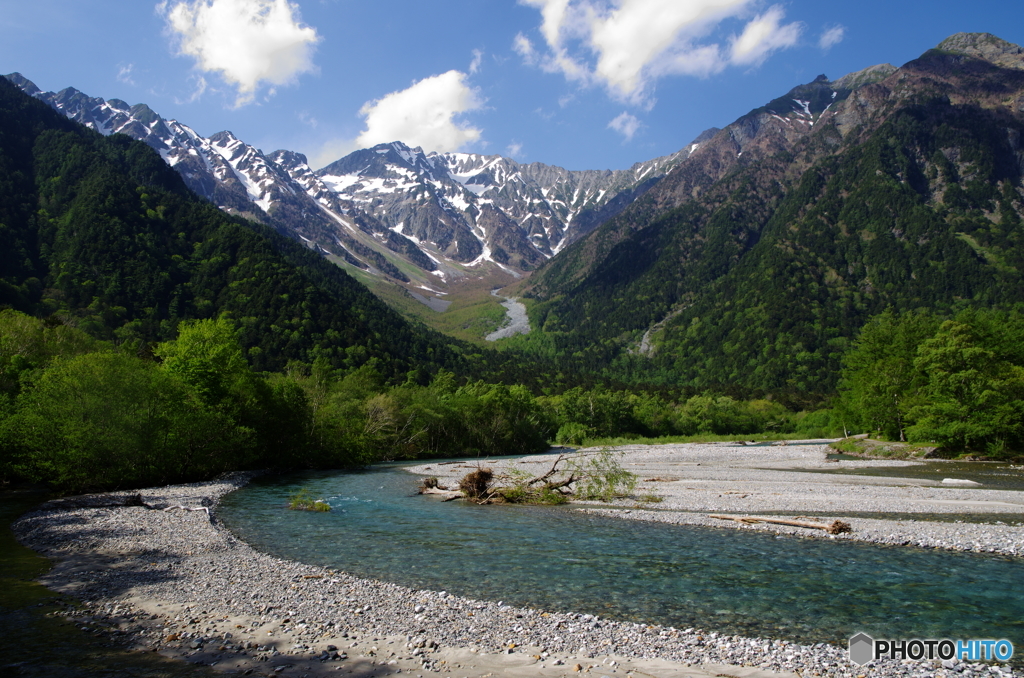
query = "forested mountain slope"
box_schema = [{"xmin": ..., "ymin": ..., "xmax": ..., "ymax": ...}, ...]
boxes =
[
  {"xmin": 0, "ymin": 76, "xmax": 474, "ymax": 379},
  {"xmin": 520, "ymin": 33, "xmax": 1024, "ymax": 394}
]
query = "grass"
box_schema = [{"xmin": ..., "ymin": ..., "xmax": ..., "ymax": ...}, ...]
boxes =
[
  {"xmin": 634, "ymin": 492, "xmax": 664, "ymax": 506},
  {"xmin": 287, "ymin": 488, "xmax": 331, "ymax": 512}
]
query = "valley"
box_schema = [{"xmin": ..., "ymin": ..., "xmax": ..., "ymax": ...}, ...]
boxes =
[{"xmin": 3, "ymin": 28, "xmax": 1024, "ymax": 678}]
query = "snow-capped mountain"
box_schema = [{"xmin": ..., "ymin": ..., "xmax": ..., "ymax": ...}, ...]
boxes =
[
  {"xmin": 314, "ymin": 140, "xmax": 707, "ymax": 270},
  {"xmin": 4, "ymin": 72, "xmax": 705, "ymax": 287}
]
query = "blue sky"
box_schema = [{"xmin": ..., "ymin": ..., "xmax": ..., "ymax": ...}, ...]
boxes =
[{"xmin": 2, "ymin": 1, "xmax": 1022, "ymax": 171}]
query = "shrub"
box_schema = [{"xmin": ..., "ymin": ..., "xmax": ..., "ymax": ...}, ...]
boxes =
[
  {"xmin": 288, "ymin": 488, "xmax": 331, "ymax": 512},
  {"xmin": 555, "ymin": 422, "xmax": 591, "ymax": 446}
]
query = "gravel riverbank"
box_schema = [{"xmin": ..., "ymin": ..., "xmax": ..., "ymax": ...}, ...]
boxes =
[
  {"xmin": 409, "ymin": 443, "xmax": 1024, "ymax": 557},
  {"xmin": 11, "ymin": 442, "xmax": 1023, "ymax": 678}
]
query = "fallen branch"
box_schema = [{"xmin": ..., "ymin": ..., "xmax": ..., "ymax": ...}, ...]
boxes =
[
  {"xmin": 525, "ymin": 454, "xmax": 568, "ymax": 487},
  {"xmin": 709, "ymin": 514, "xmax": 852, "ymax": 535}
]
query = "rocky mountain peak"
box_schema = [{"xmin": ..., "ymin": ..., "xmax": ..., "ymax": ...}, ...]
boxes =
[
  {"xmin": 4, "ymin": 72, "xmax": 40, "ymax": 96},
  {"xmin": 269, "ymin": 149, "xmax": 311, "ymax": 170},
  {"xmin": 10, "ymin": 71, "xmax": 706, "ymax": 293},
  {"xmin": 936, "ymin": 33, "xmax": 1024, "ymax": 70}
]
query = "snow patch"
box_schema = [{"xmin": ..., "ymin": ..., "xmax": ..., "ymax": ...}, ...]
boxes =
[{"xmin": 446, "ymin": 191, "xmax": 471, "ymax": 212}]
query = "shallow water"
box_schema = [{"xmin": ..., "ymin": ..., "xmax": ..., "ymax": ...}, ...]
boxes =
[
  {"xmin": 220, "ymin": 465, "xmax": 1024, "ymax": 648},
  {"xmin": 802, "ymin": 461, "xmax": 1024, "ymax": 491}
]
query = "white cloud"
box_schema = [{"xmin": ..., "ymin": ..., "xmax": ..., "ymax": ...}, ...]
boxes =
[
  {"xmin": 159, "ymin": 0, "xmax": 320, "ymax": 106},
  {"xmin": 588, "ymin": 0, "xmax": 747, "ymax": 96},
  {"xmin": 513, "ymin": 32, "xmax": 538, "ymax": 65},
  {"xmin": 653, "ymin": 43, "xmax": 726, "ymax": 78},
  {"xmin": 819, "ymin": 25, "xmax": 845, "ymax": 51},
  {"xmin": 518, "ymin": 0, "xmax": 802, "ymax": 102},
  {"xmin": 518, "ymin": 0, "xmax": 590, "ymax": 82},
  {"xmin": 354, "ymin": 70, "xmax": 484, "ymax": 153},
  {"xmin": 298, "ymin": 110, "xmax": 317, "ymax": 128},
  {"xmin": 174, "ymin": 74, "xmax": 208, "ymax": 104},
  {"xmin": 117, "ymin": 63, "xmax": 137, "ymax": 85},
  {"xmin": 607, "ymin": 111, "xmax": 641, "ymax": 141},
  {"xmin": 307, "ymin": 73, "xmax": 484, "ymax": 168},
  {"xmin": 469, "ymin": 49, "xmax": 484, "ymax": 74},
  {"xmin": 729, "ymin": 5, "xmax": 802, "ymax": 66},
  {"xmin": 506, "ymin": 141, "xmax": 524, "ymax": 158},
  {"xmin": 523, "ymin": 0, "xmax": 576, "ymax": 50}
]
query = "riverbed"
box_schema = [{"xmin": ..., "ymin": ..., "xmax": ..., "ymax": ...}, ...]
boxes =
[
  {"xmin": 485, "ymin": 292, "xmax": 531, "ymax": 341},
  {"xmin": 8, "ymin": 443, "xmax": 1024, "ymax": 677}
]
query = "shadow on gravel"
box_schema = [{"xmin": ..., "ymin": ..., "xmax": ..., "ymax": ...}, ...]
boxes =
[
  {"xmin": 1, "ymin": 489, "xmax": 218, "ymax": 678},
  {"xmin": 3, "ymin": 493, "xmax": 407, "ymax": 678}
]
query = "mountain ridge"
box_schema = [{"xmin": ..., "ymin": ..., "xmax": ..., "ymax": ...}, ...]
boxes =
[
  {"xmin": 0, "ymin": 74, "xmax": 488, "ymax": 381},
  {"xmin": 521, "ymin": 63, "xmax": 899, "ymax": 298},
  {"xmin": 515, "ymin": 32, "xmax": 1024, "ymax": 393},
  {"xmin": 3, "ymin": 73, "xmax": 709, "ymax": 300}
]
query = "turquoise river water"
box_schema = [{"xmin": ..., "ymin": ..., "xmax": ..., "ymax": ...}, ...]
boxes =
[{"xmin": 218, "ymin": 462, "xmax": 1024, "ymax": 649}]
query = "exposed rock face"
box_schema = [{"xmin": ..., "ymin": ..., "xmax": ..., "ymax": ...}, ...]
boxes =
[{"xmin": 314, "ymin": 140, "xmax": 705, "ymax": 270}]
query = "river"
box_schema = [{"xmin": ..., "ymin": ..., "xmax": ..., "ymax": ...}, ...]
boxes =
[{"xmin": 218, "ymin": 463, "xmax": 1024, "ymax": 650}]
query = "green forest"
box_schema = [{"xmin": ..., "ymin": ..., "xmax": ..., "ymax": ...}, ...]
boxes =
[
  {"xmin": 4, "ymin": 304, "xmax": 1021, "ymax": 495},
  {"xmin": 835, "ymin": 308, "xmax": 1024, "ymax": 457},
  {"xmin": 0, "ymin": 76, "xmax": 483, "ymax": 381}
]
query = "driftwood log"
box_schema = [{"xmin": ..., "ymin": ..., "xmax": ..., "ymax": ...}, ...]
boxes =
[
  {"xmin": 709, "ymin": 514, "xmax": 852, "ymax": 535},
  {"xmin": 419, "ymin": 487, "xmax": 464, "ymax": 501}
]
